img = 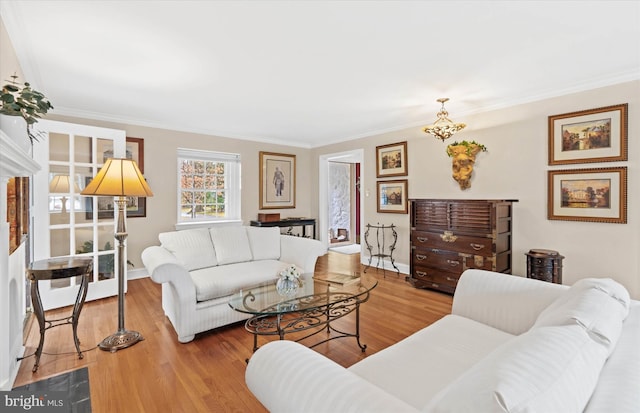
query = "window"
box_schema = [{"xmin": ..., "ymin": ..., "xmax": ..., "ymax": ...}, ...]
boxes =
[{"xmin": 177, "ymin": 148, "xmax": 241, "ymax": 224}]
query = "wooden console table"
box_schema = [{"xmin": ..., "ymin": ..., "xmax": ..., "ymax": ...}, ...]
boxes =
[
  {"xmin": 26, "ymin": 257, "xmax": 92, "ymax": 372},
  {"xmin": 250, "ymin": 218, "xmax": 317, "ymax": 239}
]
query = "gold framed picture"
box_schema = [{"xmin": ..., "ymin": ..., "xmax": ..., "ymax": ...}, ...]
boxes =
[
  {"xmin": 377, "ymin": 179, "xmax": 408, "ymax": 214},
  {"xmin": 548, "ymin": 104, "xmax": 627, "ymax": 165},
  {"xmin": 547, "ymin": 167, "xmax": 627, "ymax": 224},
  {"xmin": 259, "ymin": 151, "xmax": 296, "ymax": 209},
  {"xmin": 376, "ymin": 141, "xmax": 408, "ymax": 177}
]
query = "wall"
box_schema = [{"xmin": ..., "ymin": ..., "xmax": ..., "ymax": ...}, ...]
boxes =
[
  {"xmin": 42, "ymin": 116, "xmax": 313, "ymax": 270},
  {"xmin": 312, "ymin": 80, "xmax": 640, "ymax": 298}
]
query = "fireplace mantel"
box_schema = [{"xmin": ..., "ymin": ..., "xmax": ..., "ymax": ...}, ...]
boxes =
[{"xmin": 1, "ymin": 127, "xmax": 40, "ymax": 390}]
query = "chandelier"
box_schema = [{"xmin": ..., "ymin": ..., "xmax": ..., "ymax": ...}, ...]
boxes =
[{"xmin": 423, "ymin": 98, "xmax": 466, "ymax": 141}]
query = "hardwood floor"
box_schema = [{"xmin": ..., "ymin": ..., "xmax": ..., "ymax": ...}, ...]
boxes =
[{"xmin": 13, "ymin": 251, "xmax": 452, "ymax": 412}]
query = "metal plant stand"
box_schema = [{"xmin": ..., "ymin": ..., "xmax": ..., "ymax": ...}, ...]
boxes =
[{"xmin": 363, "ymin": 223, "xmax": 400, "ymax": 277}]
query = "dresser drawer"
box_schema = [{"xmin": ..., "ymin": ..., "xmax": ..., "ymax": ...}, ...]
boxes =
[
  {"xmin": 412, "ymin": 248, "xmax": 496, "ymax": 272},
  {"xmin": 410, "ymin": 267, "xmax": 459, "ymax": 294},
  {"xmin": 411, "ymin": 230, "xmax": 494, "ymax": 257},
  {"xmin": 412, "ymin": 249, "xmax": 464, "ymax": 272},
  {"xmin": 459, "ymin": 253, "xmax": 496, "ymax": 271}
]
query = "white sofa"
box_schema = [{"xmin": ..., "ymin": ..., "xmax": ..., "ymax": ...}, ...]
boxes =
[
  {"xmin": 141, "ymin": 225, "xmax": 326, "ymax": 343},
  {"xmin": 245, "ymin": 269, "xmax": 640, "ymax": 413}
]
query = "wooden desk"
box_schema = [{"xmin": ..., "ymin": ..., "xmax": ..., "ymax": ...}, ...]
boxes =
[
  {"xmin": 250, "ymin": 218, "xmax": 317, "ymax": 239},
  {"xmin": 26, "ymin": 257, "xmax": 92, "ymax": 372}
]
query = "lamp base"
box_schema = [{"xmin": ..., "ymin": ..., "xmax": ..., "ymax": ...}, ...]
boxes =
[{"xmin": 98, "ymin": 330, "xmax": 144, "ymax": 353}]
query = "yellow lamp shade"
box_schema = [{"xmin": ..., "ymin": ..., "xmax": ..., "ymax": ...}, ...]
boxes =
[{"xmin": 81, "ymin": 158, "xmax": 153, "ymax": 197}]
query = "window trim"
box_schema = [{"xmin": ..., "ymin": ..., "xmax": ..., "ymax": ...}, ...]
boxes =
[{"xmin": 176, "ymin": 148, "xmax": 241, "ymax": 227}]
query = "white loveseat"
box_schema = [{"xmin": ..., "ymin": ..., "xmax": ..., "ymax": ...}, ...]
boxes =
[
  {"xmin": 141, "ymin": 225, "xmax": 326, "ymax": 343},
  {"xmin": 245, "ymin": 269, "xmax": 640, "ymax": 412}
]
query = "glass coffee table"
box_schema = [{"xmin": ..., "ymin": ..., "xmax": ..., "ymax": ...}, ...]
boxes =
[{"xmin": 228, "ymin": 274, "xmax": 377, "ymax": 356}]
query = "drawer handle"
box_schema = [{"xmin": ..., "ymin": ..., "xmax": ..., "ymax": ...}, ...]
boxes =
[
  {"xmin": 470, "ymin": 243, "xmax": 485, "ymax": 251},
  {"xmin": 446, "ymin": 260, "xmax": 460, "ymax": 267},
  {"xmin": 417, "ymin": 237, "xmax": 428, "ymax": 243},
  {"xmin": 446, "ymin": 276, "xmax": 456, "ymax": 282},
  {"xmin": 416, "ymin": 271, "xmax": 428, "ymax": 278},
  {"xmin": 431, "ymin": 283, "xmax": 440, "ymax": 288},
  {"xmin": 416, "ymin": 254, "xmax": 427, "ymax": 261},
  {"xmin": 440, "ymin": 231, "xmax": 458, "ymax": 243}
]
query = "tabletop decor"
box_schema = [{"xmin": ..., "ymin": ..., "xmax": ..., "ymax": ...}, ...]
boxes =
[{"xmin": 276, "ymin": 265, "xmax": 302, "ymax": 297}]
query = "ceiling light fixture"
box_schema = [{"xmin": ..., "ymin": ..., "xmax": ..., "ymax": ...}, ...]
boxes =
[{"xmin": 423, "ymin": 98, "xmax": 466, "ymax": 142}]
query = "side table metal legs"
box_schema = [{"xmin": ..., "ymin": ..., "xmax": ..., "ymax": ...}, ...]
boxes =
[{"xmin": 30, "ymin": 273, "xmax": 90, "ymax": 372}]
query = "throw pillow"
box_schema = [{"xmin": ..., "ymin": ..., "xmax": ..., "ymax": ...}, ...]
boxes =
[
  {"xmin": 209, "ymin": 226, "xmax": 253, "ymax": 265},
  {"xmin": 246, "ymin": 226, "xmax": 281, "ymax": 260},
  {"xmin": 533, "ymin": 278, "xmax": 630, "ymax": 352},
  {"xmin": 159, "ymin": 228, "xmax": 217, "ymax": 271},
  {"xmin": 424, "ymin": 325, "xmax": 608, "ymax": 413}
]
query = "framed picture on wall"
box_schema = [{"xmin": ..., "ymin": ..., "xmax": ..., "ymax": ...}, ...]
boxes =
[
  {"xmin": 259, "ymin": 151, "xmax": 296, "ymax": 209},
  {"xmin": 377, "ymin": 179, "xmax": 408, "ymax": 214},
  {"xmin": 96, "ymin": 137, "xmax": 145, "ymax": 171},
  {"xmin": 87, "ymin": 137, "xmax": 147, "ymax": 218},
  {"xmin": 547, "ymin": 167, "xmax": 627, "ymax": 224},
  {"xmin": 548, "ymin": 103, "xmax": 627, "ymax": 165},
  {"xmin": 376, "ymin": 141, "xmax": 408, "ymax": 177},
  {"xmin": 85, "ymin": 179, "xmax": 147, "ymax": 219}
]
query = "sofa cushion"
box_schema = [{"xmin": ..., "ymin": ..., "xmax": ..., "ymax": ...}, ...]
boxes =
[
  {"xmin": 348, "ymin": 314, "xmax": 514, "ymax": 410},
  {"xmin": 424, "ymin": 325, "xmax": 608, "ymax": 413},
  {"xmin": 190, "ymin": 260, "xmax": 294, "ymax": 301},
  {"xmin": 533, "ymin": 278, "xmax": 630, "ymax": 352},
  {"xmin": 246, "ymin": 226, "xmax": 281, "ymax": 260},
  {"xmin": 585, "ymin": 302, "xmax": 640, "ymax": 412},
  {"xmin": 209, "ymin": 226, "xmax": 253, "ymax": 265},
  {"xmin": 158, "ymin": 228, "xmax": 217, "ymax": 271}
]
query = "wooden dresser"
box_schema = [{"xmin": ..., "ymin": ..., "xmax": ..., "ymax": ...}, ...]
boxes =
[{"xmin": 409, "ymin": 199, "xmax": 517, "ymax": 294}]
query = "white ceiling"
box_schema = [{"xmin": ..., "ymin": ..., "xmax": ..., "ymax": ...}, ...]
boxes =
[{"xmin": 2, "ymin": 1, "xmax": 639, "ymax": 148}]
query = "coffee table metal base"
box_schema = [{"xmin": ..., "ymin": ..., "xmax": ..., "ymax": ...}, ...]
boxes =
[{"xmin": 244, "ymin": 293, "xmax": 368, "ymax": 355}]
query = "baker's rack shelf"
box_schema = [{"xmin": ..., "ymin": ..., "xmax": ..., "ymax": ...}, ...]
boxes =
[{"xmin": 363, "ymin": 223, "xmax": 400, "ymax": 277}]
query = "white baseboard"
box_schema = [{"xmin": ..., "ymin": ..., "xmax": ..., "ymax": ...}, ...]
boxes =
[{"xmin": 128, "ymin": 268, "xmax": 149, "ymax": 280}]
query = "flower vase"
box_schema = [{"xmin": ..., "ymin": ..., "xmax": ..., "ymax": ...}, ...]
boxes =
[{"xmin": 276, "ymin": 277, "xmax": 299, "ymax": 298}]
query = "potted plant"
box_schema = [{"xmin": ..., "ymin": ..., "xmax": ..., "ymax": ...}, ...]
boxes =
[
  {"xmin": 445, "ymin": 140, "xmax": 487, "ymax": 190},
  {"xmin": 0, "ymin": 74, "xmax": 53, "ymax": 144}
]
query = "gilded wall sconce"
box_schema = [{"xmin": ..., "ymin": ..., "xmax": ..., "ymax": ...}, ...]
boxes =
[{"xmin": 445, "ymin": 140, "xmax": 487, "ymax": 190}]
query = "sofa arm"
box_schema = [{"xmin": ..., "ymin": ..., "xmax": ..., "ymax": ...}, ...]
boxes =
[
  {"xmin": 141, "ymin": 246, "xmax": 197, "ymax": 304},
  {"xmin": 279, "ymin": 235, "xmax": 327, "ymax": 274},
  {"xmin": 452, "ymin": 269, "xmax": 568, "ymax": 335},
  {"xmin": 141, "ymin": 246, "xmax": 179, "ymax": 276},
  {"xmin": 246, "ymin": 341, "xmax": 418, "ymax": 413}
]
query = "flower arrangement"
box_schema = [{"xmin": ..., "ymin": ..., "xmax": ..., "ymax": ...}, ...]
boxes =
[{"xmin": 278, "ymin": 265, "xmax": 302, "ymax": 287}]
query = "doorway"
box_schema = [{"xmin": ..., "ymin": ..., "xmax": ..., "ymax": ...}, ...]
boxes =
[{"xmin": 318, "ymin": 149, "xmax": 364, "ymax": 252}]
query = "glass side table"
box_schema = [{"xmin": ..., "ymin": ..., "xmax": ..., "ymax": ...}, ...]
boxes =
[{"xmin": 26, "ymin": 257, "xmax": 92, "ymax": 372}]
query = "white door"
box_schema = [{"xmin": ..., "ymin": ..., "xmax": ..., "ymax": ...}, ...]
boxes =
[{"xmin": 32, "ymin": 120, "xmax": 126, "ymax": 310}]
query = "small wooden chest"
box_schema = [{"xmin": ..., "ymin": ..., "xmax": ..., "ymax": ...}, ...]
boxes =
[{"xmin": 257, "ymin": 213, "xmax": 280, "ymax": 222}]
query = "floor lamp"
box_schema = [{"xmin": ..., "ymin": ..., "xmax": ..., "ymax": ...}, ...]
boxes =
[{"xmin": 81, "ymin": 158, "xmax": 153, "ymax": 352}]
